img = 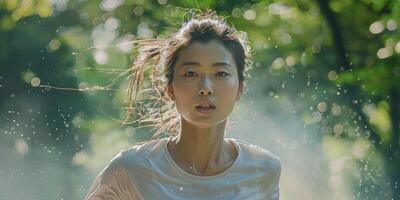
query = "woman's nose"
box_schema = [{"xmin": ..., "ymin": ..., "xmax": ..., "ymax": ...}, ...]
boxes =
[{"xmin": 198, "ymin": 75, "xmax": 213, "ymax": 96}]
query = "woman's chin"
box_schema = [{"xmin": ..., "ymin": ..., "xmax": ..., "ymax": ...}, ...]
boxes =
[{"xmin": 182, "ymin": 116, "xmax": 228, "ymax": 129}]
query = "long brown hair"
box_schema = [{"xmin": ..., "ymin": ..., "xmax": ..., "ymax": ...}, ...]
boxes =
[{"xmin": 126, "ymin": 10, "xmax": 253, "ymax": 140}]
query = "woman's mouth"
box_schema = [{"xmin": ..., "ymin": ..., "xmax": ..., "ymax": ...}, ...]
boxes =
[{"xmin": 195, "ymin": 104, "xmax": 216, "ymax": 114}]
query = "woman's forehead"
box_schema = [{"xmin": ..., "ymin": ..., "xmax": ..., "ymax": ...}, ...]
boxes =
[{"xmin": 175, "ymin": 40, "xmax": 236, "ymax": 66}]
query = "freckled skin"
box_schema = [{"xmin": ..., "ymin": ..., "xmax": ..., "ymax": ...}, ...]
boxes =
[{"xmin": 166, "ymin": 40, "xmax": 244, "ymax": 176}]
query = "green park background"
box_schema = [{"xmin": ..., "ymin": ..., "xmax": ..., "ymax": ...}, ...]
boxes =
[{"xmin": 0, "ymin": 0, "xmax": 399, "ymax": 199}]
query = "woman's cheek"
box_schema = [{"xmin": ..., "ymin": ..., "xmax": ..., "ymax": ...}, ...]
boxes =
[{"xmin": 219, "ymin": 81, "xmax": 239, "ymax": 95}]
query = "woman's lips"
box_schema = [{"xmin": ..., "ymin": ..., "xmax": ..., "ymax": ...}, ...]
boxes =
[{"xmin": 195, "ymin": 106, "xmax": 216, "ymax": 114}]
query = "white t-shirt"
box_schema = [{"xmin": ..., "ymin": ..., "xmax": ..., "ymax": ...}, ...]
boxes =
[{"xmin": 85, "ymin": 137, "xmax": 281, "ymax": 200}]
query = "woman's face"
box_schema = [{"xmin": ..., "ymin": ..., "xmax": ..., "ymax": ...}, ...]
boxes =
[{"xmin": 168, "ymin": 40, "xmax": 243, "ymax": 128}]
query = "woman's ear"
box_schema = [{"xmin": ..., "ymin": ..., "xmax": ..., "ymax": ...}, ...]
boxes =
[
  {"xmin": 235, "ymin": 82, "xmax": 245, "ymax": 101},
  {"xmin": 167, "ymin": 84, "xmax": 175, "ymax": 101}
]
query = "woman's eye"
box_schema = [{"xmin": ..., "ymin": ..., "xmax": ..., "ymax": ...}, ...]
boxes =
[
  {"xmin": 183, "ymin": 71, "xmax": 197, "ymax": 77},
  {"xmin": 217, "ymin": 71, "xmax": 230, "ymax": 77}
]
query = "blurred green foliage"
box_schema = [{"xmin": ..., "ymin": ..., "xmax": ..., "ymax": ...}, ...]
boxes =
[{"xmin": 0, "ymin": 0, "xmax": 399, "ymax": 199}]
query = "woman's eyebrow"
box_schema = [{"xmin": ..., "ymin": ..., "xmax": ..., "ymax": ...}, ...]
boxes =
[{"xmin": 181, "ymin": 61, "xmax": 232, "ymax": 67}]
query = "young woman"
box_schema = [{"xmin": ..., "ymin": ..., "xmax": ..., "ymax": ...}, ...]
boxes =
[{"xmin": 85, "ymin": 11, "xmax": 281, "ymax": 200}]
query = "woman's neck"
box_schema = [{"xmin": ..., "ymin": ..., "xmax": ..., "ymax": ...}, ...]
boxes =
[{"xmin": 167, "ymin": 118, "xmax": 237, "ymax": 176}]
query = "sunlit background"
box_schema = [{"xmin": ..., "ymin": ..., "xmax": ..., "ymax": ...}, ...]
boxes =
[{"xmin": 0, "ymin": 0, "xmax": 399, "ymax": 199}]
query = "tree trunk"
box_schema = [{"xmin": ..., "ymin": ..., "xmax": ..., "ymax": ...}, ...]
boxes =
[
  {"xmin": 314, "ymin": 0, "xmax": 381, "ymax": 145},
  {"xmin": 315, "ymin": 0, "xmax": 399, "ymax": 198}
]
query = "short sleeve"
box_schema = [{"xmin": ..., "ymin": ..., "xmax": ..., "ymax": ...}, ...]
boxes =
[
  {"xmin": 84, "ymin": 153, "xmax": 143, "ymax": 200},
  {"xmin": 269, "ymin": 158, "xmax": 282, "ymax": 200}
]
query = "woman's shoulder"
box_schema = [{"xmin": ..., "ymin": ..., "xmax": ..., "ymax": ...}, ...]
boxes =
[
  {"xmin": 112, "ymin": 138, "xmax": 165, "ymax": 165},
  {"xmin": 85, "ymin": 140, "xmax": 159, "ymax": 200},
  {"xmin": 232, "ymin": 138, "xmax": 281, "ymax": 171},
  {"xmin": 93, "ymin": 138, "xmax": 165, "ymax": 180}
]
